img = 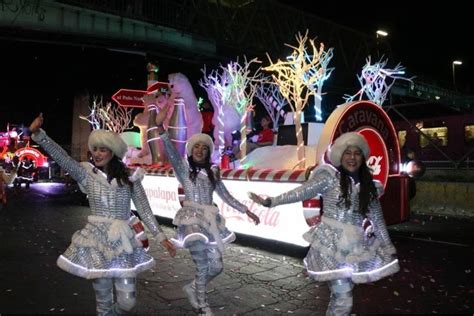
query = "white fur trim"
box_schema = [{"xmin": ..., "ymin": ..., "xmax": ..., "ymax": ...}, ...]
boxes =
[
  {"xmin": 329, "ymin": 132, "xmax": 370, "ymax": 167},
  {"xmin": 129, "ymin": 168, "xmax": 145, "ymax": 183},
  {"xmin": 373, "ymin": 180, "xmax": 384, "ymax": 197},
  {"xmin": 79, "ymin": 162, "xmax": 119, "ymax": 188},
  {"xmin": 181, "ymin": 201, "xmax": 224, "ymax": 252},
  {"xmin": 88, "ymin": 129, "xmax": 128, "ymax": 159},
  {"xmin": 185, "ymin": 133, "xmax": 214, "ymax": 157}
]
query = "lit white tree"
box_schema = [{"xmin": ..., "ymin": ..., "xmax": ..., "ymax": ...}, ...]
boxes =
[
  {"xmin": 344, "ymin": 56, "xmax": 414, "ymax": 106},
  {"xmin": 255, "ymin": 82, "xmax": 288, "ymax": 132},
  {"xmin": 199, "ymin": 66, "xmax": 231, "ymax": 163},
  {"xmin": 312, "ymin": 47, "xmax": 334, "ymax": 121},
  {"xmin": 225, "ymin": 57, "xmax": 262, "ymax": 161},
  {"xmin": 264, "ymin": 30, "xmax": 334, "ymax": 169},
  {"xmin": 79, "ymin": 96, "xmax": 133, "ymax": 133}
]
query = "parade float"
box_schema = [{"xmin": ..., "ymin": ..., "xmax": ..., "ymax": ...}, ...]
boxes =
[
  {"xmin": 0, "ymin": 125, "xmax": 49, "ymax": 186},
  {"xmin": 0, "ymin": 126, "xmax": 49, "ymax": 168},
  {"xmin": 104, "ymin": 33, "xmax": 412, "ymax": 247}
]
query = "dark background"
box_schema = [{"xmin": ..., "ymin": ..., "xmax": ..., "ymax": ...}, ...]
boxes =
[{"xmin": 1, "ymin": 1, "xmax": 471, "ymax": 144}]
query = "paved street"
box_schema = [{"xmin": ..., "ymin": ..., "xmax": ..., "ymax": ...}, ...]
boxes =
[{"xmin": 0, "ymin": 182, "xmax": 473, "ymax": 315}]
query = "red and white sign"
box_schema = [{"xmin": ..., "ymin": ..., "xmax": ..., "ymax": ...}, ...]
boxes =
[
  {"xmin": 316, "ymin": 100, "xmax": 401, "ymax": 189},
  {"xmin": 112, "ymin": 82, "xmax": 170, "ymax": 108},
  {"xmin": 136, "ymin": 173, "xmax": 311, "ymax": 246},
  {"xmin": 359, "ymin": 128, "xmax": 389, "ymax": 188},
  {"xmin": 14, "ymin": 147, "xmax": 48, "ymax": 167},
  {"xmin": 112, "ymin": 89, "xmax": 147, "ymax": 108},
  {"xmin": 315, "ymin": 100, "xmax": 409, "ymax": 224},
  {"xmin": 146, "ymin": 81, "xmax": 170, "ymax": 94}
]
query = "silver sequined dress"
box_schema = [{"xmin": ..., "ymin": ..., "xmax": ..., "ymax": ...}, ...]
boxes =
[
  {"xmin": 271, "ymin": 164, "xmax": 399, "ymax": 284},
  {"xmin": 161, "ymin": 132, "xmax": 247, "ymax": 249},
  {"xmin": 32, "ymin": 129, "xmax": 167, "ymax": 279}
]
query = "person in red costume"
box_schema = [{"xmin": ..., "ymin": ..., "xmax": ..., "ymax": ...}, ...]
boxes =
[
  {"xmin": 200, "ymin": 101, "xmax": 214, "ymax": 140},
  {"xmin": 246, "ymin": 116, "xmax": 274, "ymax": 154}
]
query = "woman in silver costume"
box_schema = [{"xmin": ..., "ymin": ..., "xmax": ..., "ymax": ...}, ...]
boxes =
[
  {"xmin": 250, "ymin": 132, "xmax": 399, "ymax": 316},
  {"xmin": 144, "ymin": 95, "xmax": 260, "ymax": 316},
  {"xmin": 29, "ymin": 114, "xmax": 176, "ymax": 315}
]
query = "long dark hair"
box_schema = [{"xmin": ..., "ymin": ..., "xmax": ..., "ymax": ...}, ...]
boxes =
[
  {"xmin": 337, "ymin": 158, "xmax": 378, "ymax": 216},
  {"xmin": 94, "ymin": 155, "xmax": 132, "ymax": 188},
  {"xmin": 187, "ymin": 150, "xmax": 217, "ymax": 189}
]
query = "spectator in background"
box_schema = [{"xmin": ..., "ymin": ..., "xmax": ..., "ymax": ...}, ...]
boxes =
[
  {"xmin": 431, "ymin": 132, "xmax": 442, "ymax": 146},
  {"xmin": 246, "ymin": 116, "xmax": 274, "ymax": 154},
  {"xmin": 401, "ymin": 146, "xmax": 420, "ymax": 200},
  {"xmin": 200, "ymin": 101, "xmax": 214, "ymax": 140}
]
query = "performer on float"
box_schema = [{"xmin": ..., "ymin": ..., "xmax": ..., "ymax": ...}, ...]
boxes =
[
  {"xmin": 249, "ymin": 132, "xmax": 399, "ymax": 315},
  {"xmin": 28, "ymin": 114, "xmax": 176, "ymax": 315},
  {"xmin": 144, "ymin": 94, "xmax": 260, "ymax": 316}
]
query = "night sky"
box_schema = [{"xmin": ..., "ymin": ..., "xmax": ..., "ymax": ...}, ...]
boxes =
[
  {"xmin": 285, "ymin": 1, "xmax": 472, "ymax": 91},
  {"xmin": 1, "ymin": 1, "xmax": 472, "ymax": 145}
]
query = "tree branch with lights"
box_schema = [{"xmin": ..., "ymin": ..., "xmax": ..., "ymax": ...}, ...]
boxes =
[
  {"xmin": 224, "ymin": 57, "xmax": 262, "ymax": 162},
  {"xmin": 79, "ymin": 96, "xmax": 133, "ymax": 133},
  {"xmin": 255, "ymin": 82, "xmax": 288, "ymax": 132},
  {"xmin": 344, "ymin": 56, "xmax": 414, "ymax": 106},
  {"xmin": 199, "ymin": 65, "xmax": 231, "ymax": 163},
  {"xmin": 264, "ymin": 30, "xmax": 334, "ymax": 169}
]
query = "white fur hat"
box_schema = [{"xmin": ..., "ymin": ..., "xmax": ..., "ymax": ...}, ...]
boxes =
[
  {"xmin": 186, "ymin": 133, "xmax": 214, "ymax": 157},
  {"xmin": 88, "ymin": 129, "xmax": 128, "ymax": 159},
  {"xmin": 329, "ymin": 132, "xmax": 370, "ymax": 167}
]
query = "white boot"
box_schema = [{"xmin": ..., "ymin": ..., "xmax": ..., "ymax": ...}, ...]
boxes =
[
  {"xmin": 183, "ymin": 281, "xmax": 199, "ymax": 309},
  {"xmin": 198, "ymin": 304, "xmax": 214, "ymax": 316}
]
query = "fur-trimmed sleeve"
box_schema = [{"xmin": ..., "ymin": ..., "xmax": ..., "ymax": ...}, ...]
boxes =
[
  {"xmin": 128, "ymin": 167, "xmax": 146, "ymax": 183},
  {"xmin": 374, "ymin": 180, "xmax": 384, "ymax": 198}
]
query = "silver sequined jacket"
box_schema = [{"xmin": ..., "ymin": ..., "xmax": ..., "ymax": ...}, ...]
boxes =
[
  {"xmin": 161, "ymin": 132, "xmax": 247, "ymax": 212},
  {"xmin": 271, "ymin": 164, "xmax": 399, "ymax": 283},
  {"xmin": 32, "ymin": 129, "xmax": 166, "ymax": 279}
]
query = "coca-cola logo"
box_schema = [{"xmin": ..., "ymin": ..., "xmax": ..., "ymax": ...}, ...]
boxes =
[
  {"xmin": 359, "ymin": 128, "xmax": 389, "ymax": 188},
  {"xmin": 217, "ymin": 197, "xmax": 280, "ymax": 227}
]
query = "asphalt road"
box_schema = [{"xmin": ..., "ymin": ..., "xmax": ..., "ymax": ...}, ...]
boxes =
[{"xmin": 0, "ymin": 182, "xmax": 472, "ymax": 315}]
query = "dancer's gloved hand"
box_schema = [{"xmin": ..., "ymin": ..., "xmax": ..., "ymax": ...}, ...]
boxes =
[
  {"xmin": 29, "ymin": 113, "xmax": 44, "ymax": 134},
  {"xmin": 248, "ymin": 192, "xmax": 271, "ymax": 207},
  {"xmin": 160, "ymin": 239, "xmax": 177, "ymax": 257},
  {"xmin": 245, "ymin": 209, "xmax": 260, "ymax": 225}
]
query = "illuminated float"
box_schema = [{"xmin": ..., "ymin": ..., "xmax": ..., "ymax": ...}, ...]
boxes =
[
  {"xmin": 0, "ymin": 127, "xmax": 48, "ymax": 169},
  {"xmin": 1, "ymin": 128, "xmax": 48, "ymax": 186},
  {"xmin": 137, "ymin": 100, "xmax": 408, "ymax": 246},
  {"xmin": 127, "ymin": 33, "xmax": 412, "ymax": 247}
]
